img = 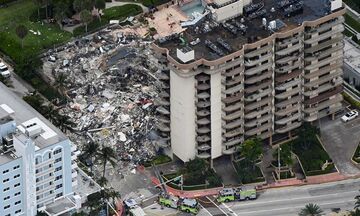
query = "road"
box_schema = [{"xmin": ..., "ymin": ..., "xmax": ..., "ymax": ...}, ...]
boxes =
[{"xmin": 200, "ymin": 179, "xmax": 360, "ymax": 216}]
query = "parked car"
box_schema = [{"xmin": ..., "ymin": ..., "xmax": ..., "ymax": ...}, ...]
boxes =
[
  {"xmin": 0, "ymin": 62, "xmax": 10, "ymax": 78},
  {"xmin": 341, "ymin": 110, "xmax": 358, "ymax": 122}
]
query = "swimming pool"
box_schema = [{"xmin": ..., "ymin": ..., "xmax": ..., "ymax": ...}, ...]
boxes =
[{"xmin": 181, "ymin": 0, "xmax": 205, "ymax": 18}]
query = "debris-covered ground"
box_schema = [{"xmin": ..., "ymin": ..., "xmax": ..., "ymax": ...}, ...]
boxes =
[{"xmin": 42, "ymin": 26, "xmax": 164, "ymax": 165}]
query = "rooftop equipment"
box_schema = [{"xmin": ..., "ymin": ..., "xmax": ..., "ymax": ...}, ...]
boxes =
[
  {"xmin": 205, "ymin": 40, "xmax": 225, "ymax": 56},
  {"xmin": 216, "ymin": 38, "xmax": 232, "ymax": 52}
]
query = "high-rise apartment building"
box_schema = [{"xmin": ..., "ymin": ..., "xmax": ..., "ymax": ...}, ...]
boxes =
[
  {"xmin": 153, "ymin": 0, "xmax": 345, "ymax": 162},
  {"xmin": 0, "ymin": 83, "xmax": 81, "ymax": 216}
]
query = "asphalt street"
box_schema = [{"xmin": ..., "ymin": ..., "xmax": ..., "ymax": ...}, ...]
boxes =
[{"xmin": 201, "ymin": 179, "xmax": 360, "ymax": 216}]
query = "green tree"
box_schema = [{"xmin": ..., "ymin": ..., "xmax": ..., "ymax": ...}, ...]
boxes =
[
  {"xmin": 41, "ymin": 103, "xmax": 59, "ymax": 123},
  {"xmin": 299, "ymin": 203, "xmax": 323, "ymax": 216},
  {"xmin": 23, "ymin": 93, "xmax": 45, "ymax": 111},
  {"xmin": 239, "ymin": 137, "xmax": 263, "ymax": 167},
  {"xmin": 80, "ymin": 9, "xmax": 93, "ymax": 33},
  {"xmin": 96, "ymin": 145, "xmax": 117, "ymax": 183},
  {"xmin": 273, "ymin": 142, "xmax": 294, "ymax": 167},
  {"xmin": 55, "ymin": 114, "xmax": 75, "ymax": 133},
  {"xmin": 73, "ymin": 0, "xmax": 83, "ymax": 13},
  {"xmin": 54, "ymin": 1, "xmax": 69, "ymax": 29},
  {"xmin": 71, "ymin": 211, "xmax": 88, "ymax": 216},
  {"xmin": 94, "ymin": 0, "xmax": 105, "ymax": 21},
  {"xmin": 82, "ymin": 141, "xmax": 100, "ymax": 173},
  {"xmin": 184, "ymin": 158, "xmax": 208, "ymax": 185},
  {"xmin": 36, "ymin": 211, "xmax": 48, "ymax": 216},
  {"xmin": 297, "ymin": 123, "xmax": 318, "ymax": 150},
  {"xmin": 350, "ymin": 209, "xmax": 360, "ymax": 216},
  {"xmin": 15, "ymin": 24, "xmax": 28, "ymax": 49},
  {"xmin": 32, "ymin": 0, "xmax": 44, "ymax": 20}
]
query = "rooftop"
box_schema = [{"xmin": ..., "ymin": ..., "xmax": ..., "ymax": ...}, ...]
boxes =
[
  {"xmin": 155, "ymin": 0, "xmax": 342, "ymax": 62},
  {"xmin": 0, "ymin": 83, "xmax": 67, "ymax": 164},
  {"xmin": 344, "ymin": 38, "xmax": 360, "ymax": 74}
]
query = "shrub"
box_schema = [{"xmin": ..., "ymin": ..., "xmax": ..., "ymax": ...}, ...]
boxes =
[
  {"xmin": 234, "ymin": 159, "xmax": 265, "ymax": 184},
  {"xmin": 342, "ymin": 92, "xmax": 360, "ymax": 109},
  {"xmin": 103, "ymin": 4, "xmax": 142, "ymax": 20}
]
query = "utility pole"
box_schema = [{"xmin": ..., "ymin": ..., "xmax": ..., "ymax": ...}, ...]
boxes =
[{"xmin": 278, "ymin": 147, "xmax": 281, "ymax": 180}]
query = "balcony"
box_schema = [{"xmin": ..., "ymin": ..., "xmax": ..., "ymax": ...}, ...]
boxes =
[
  {"xmin": 36, "ymin": 158, "xmax": 55, "ymax": 168},
  {"xmin": 245, "ymin": 122, "xmax": 272, "ymax": 136},
  {"xmin": 275, "ymin": 122, "xmax": 302, "ymax": 133},
  {"xmin": 304, "ymin": 26, "xmax": 344, "ymax": 44},
  {"xmin": 306, "ymin": 17, "xmax": 344, "ymax": 34},
  {"xmin": 36, "ymin": 175, "xmax": 55, "ymax": 186},
  {"xmin": 303, "ymin": 79, "xmax": 342, "ymax": 97},
  {"xmin": 158, "ymin": 115, "xmax": 170, "ymax": 123},
  {"xmin": 276, "ymin": 35, "xmax": 301, "ymax": 47},
  {"xmin": 222, "ymin": 110, "xmax": 242, "ymax": 121},
  {"xmin": 259, "ymin": 130, "xmax": 272, "ymax": 139},
  {"xmin": 222, "ymin": 147, "xmax": 237, "ymax": 155},
  {"xmin": 196, "ymin": 75, "xmax": 210, "ymax": 82},
  {"xmin": 197, "ymin": 127, "xmax": 211, "ymax": 134},
  {"xmin": 245, "ymin": 62, "xmax": 273, "ymax": 76},
  {"xmin": 305, "ymin": 59, "xmax": 341, "ymax": 75},
  {"xmin": 275, "ymin": 104, "xmax": 300, "ymax": 116},
  {"xmin": 197, "ymin": 135, "xmax": 211, "ymax": 142},
  {"xmin": 219, "ymin": 59, "xmax": 243, "ymax": 70},
  {"xmin": 160, "ymin": 82, "xmax": 170, "ymax": 89},
  {"xmin": 223, "ymin": 119, "xmax": 242, "ymax": 129},
  {"xmin": 197, "ymin": 118, "xmax": 211, "ymax": 125},
  {"xmin": 275, "ymin": 113, "xmax": 301, "ymax": 125},
  {"xmin": 244, "ymin": 88, "xmax": 272, "ymax": 102},
  {"xmin": 275, "ymin": 78, "xmax": 301, "ymax": 91},
  {"xmin": 196, "ymin": 152, "xmax": 211, "ymax": 159},
  {"xmin": 245, "ymin": 97, "xmax": 272, "ymax": 111},
  {"xmin": 36, "ymin": 167, "xmax": 55, "ymax": 177},
  {"xmin": 275, "ymin": 70, "xmax": 301, "ymax": 83},
  {"xmin": 245, "ymin": 114, "xmax": 272, "ymax": 127},
  {"xmin": 157, "ymin": 123, "xmax": 170, "ymax": 132},
  {"xmin": 159, "ymin": 91, "xmax": 170, "ymax": 98},
  {"xmin": 197, "ymin": 83, "xmax": 210, "ymax": 90},
  {"xmin": 223, "ymin": 138, "xmax": 243, "ymax": 147},
  {"xmin": 158, "ymin": 72, "xmax": 169, "ymax": 80},
  {"xmin": 244, "ymin": 108, "xmax": 270, "ymax": 119},
  {"xmin": 196, "ymin": 100, "xmax": 211, "ymax": 108},
  {"xmin": 244, "ymin": 53, "xmax": 272, "ymax": 67},
  {"xmin": 303, "ymin": 70, "xmax": 342, "ymax": 88},
  {"xmin": 276, "ymin": 43, "xmax": 302, "ymax": 56},
  {"xmin": 245, "ymin": 44, "xmax": 273, "ymax": 58},
  {"xmin": 304, "ymin": 52, "xmax": 342, "ymax": 71},
  {"xmin": 223, "ymin": 65, "xmax": 244, "ymax": 77},
  {"xmin": 275, "ymin": 87, "xmax": 301, "ymax": 99},
  {"xmin": 304, "ymin": 36, "xmax": 342, "ymax": 54},
  {"xmin": 224, "ymin": 128, "xmax": 243, "ymax": 138},
  {"xmin": 154, "ymin": 97, "xmax": 170, "ymax": 106},
  {"xmin": 304, "ymin": 43, "xmax": 344, "ymax": 62},
  {"xmin": 156, "ymin": 106, "xmax": 170, "ymax": 115},
  {"xmin": 275, "ymin": 95, "xmax": 301, "ymax": 108},
  {"xmin": 197, "ymin": 109, "xmax": 210, "ymax": 117},
  {"xmin": 303, "ymin": 94, "xmax": 343, "ymax": 114},
  {"xmin": 303, "ymin": 103, "xmax": 342, "ymax": 122},
  {"xmin": 197, "ymin": 144, "xmax": 211, "ymax": 151},
  {"xmin": 223, "ymin": 102, "xmax": 242, "ymax": 112},
  {"xmin": 304, "ymin": 85, "xmax": 342, "ymax": 105},
  {"xmin": 222, "ymin": 84, "xmax": 243, "ymax": 94},
  {"xmin": 197, "ymin": 92, "xmax": 210, "ymax": 99},
  {"xmin": 275, "ymin": 60, "xmax": 301, "ymax": 73},
  {"xmin": 223, "ymin": 75, "xmax": 242, "ymax": 86},
  {"xmin": 276, "ymin": 55, "xmax": 300, "ymax": 64},
  {"xmin": 245, "ymin": 80, "xmax": 272, "ymax": 94},
  {"xmin": 245, "ymin": 70, "xmax": 272, "ymax": 84},
  {"xmin": 222, "ymin": 93, "xmax": 243, "ymax": 104}
]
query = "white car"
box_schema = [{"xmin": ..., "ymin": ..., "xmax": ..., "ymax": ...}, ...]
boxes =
[
  {"xmin": 341, "ymin": 110, "xmax": 359, "ymax": 122},
  {"xmin": 0, "ymin": 62, "xmax": 10, "ymax": 78}
]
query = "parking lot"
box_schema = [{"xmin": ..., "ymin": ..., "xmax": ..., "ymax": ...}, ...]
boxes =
[{"xmin": 319, "ymin": 108, "xmax": 360, "ymax": 176}]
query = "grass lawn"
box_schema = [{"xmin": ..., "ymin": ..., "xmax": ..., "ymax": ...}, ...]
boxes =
[
  {"xmin": 292, "ymin": 138, "xmax": 336, "ymax": 176},
  {"xmin": 0, "ymin": 0, "xmax": 72, "ymax": 63},
  {"xmin": 73, "ymin": 4, "xmax": 142, "ymax": 36},
  {"xmin": 233, "ymin": 159, "xmax": 265, "ymax": 184},
  {"xmin": 143, "ymin": 154, "xmax": 172, "ymax": 167}
]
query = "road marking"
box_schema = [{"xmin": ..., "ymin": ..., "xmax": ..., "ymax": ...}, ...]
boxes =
[
  {"xmin": 232, "ymin": 190, "xmax": 357, "ymax": 207},
  {"xmin": 234, "ymin": 199, "xmax": 355, "ymax": 215},
  {"xmin": 222, "ymin": 202, "xmax": 239, "ymax": 216},
  {"xmin": 206, "ymin": 196, "xmax": 229, "ymax": 215},
  {"xmin": 198, "ymin": 203, "xmax": 213, "ymax": 216}
]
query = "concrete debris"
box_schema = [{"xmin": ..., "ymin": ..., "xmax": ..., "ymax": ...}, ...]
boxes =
[{"xmin": 41, "ymin": 26, "xmax": 165, "ymax": 166}]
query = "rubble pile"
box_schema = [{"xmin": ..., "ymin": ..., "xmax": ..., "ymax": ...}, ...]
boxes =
[{"xmin": 43, "ymin": 27, "xmax": 162, "ymax": 164}]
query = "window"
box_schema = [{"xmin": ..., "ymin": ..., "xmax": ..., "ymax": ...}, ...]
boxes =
[
  {"xmin": 4, "ymin": 205, "xmax": 10, "ymax": 209},
  {"xmin": 3, "ymin": 178, "xmax": 9, "ymax": 183},
  {"xmin": 15, "ymin": 210, "xmax": 21, "ymax": 214},
  {"xmin": 55, "ymin": 166, "xmax": 62, "ymax": 172},
  {"xmin": 14, "ymin": 183, "xmax": 20, "ymax": 188},
  {"xmin": 55, "ymin": 192, "xmax": 63, "ymax": 198},
  {"xmin": 55, "ymin": 158, "xmax": 62, "ymax": 163},
  {"xmin": 14, "ymin": 174, "xmax": 20, "ymax": 179},
  {"xmin": 36, "ymin": 178, "xmax": 40, "ymax": 183},
  {"xmin": 54, "ymin": 149, "xmax": 62, "ymax": 155},
  {"xmin": 3, "ymin": 169, "xmax": 9, "ymax": 174},
  {"xmin": 4, "ymin": 196, "xmax": 10, "ymax": 200},
  {"xmin": 48, "ymin": 152, "xmax": 52, "ymax": 159},
  {"xmin": 13, "ymin": 165, "xmax": 20, "ymax": 170},
  {"xmin": 15, "ymin": 201, "xmax": 21, "ymax": 205},
  {"xmin": 5, "ymin": 214, "xmax": 10, "ymax": 216},
  {"xmin": 55, "ymin": 184, "xmax": 63, "ymax": 189},
  {"xmin": 14, "ymin": 192, "xmax": 21, "ymax": 196},
  {"xmin": 55, "ymin": 175, "xmax": 63, "ymax": 181},
  {"xmin": 3, "ymin": 187, "xmax": 9, "ymax": 192}
]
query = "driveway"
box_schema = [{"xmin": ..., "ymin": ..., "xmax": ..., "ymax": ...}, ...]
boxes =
[
  {"xmin": 319, "ymin": 113, "xmax": 360, "ymax": 176},
  {"xmin": 213, "ymin": 156, "xmax": 240, "ymax": 185}
]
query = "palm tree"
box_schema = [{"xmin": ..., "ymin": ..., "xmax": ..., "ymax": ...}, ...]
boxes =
[
  {"xmin": 41, "ymin": 104, "xmax": 58, "ymax": 123},
  {"xmin": 355, "ymin": 191, "xmax": 360, "ymax": 209},
  {"xmin": 96, "ymin": 146, "xmax": 117, "ymax": 182},
  {"xmin": 55, "ymin": 114, "xmax": 75, "ymax": 133},
  {"xmin": 82, "ymin": 141, "xmax": 100, "ymax": 173},
  {"xmin": 94, "ymin": 0, "xmax": 105, "ymax": 21},
  {"xmin": 299, "ymin": 203, "xmax": 323, "ymax": 216},
  {"xmin": 15, "ymin": 24, "xmax": 28, "ymax": 49}
]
